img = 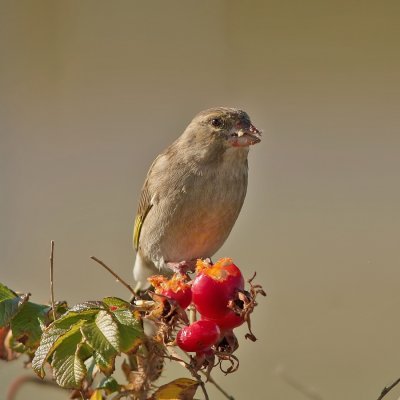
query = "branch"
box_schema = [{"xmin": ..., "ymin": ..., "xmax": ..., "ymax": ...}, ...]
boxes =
[
  {"xmin": 49, "ymin": 240, "xmax": 56, "ymax": 321},
  {"xmin": 200, "ymin": 372, "xmax": 235, "ymax": 400},
  {"xmin": 377, "ymin": 377, "xmax": 400, "ymax": 400},
  {"xmin": 165, "ymin": 346, "xmax": 209, "ymax": 400},
  {"xmin": 276, "ymin": 366, "xmax": 324, "ymax": 400},
  {"xmin": 90, "ymin": 256, "xmax": 138, "ymax": 299}
]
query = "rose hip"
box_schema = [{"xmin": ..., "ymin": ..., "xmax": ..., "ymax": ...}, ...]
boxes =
[
  {"xmin": 176, "ymin": 320, "xmax": 220, "ymax": 352},
  {"xmin": 191, "ymin": 258, "xmax": 244, "ymax": 319},
  {"xmin": 202, "ymin": 311, "xmax": 245, "ymax": 331},
  {"xmin": 148, "ymin": 274, "xmax": 192, "ymax": 309}
]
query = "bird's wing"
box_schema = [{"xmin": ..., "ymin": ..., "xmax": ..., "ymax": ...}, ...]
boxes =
[
  {"xmin": 133, "ymin": 181, "xmax": 153, "ymax": 251},
  {"xmin": 133, "ymin": 153, "xmax": 165, "ymax": 251}
]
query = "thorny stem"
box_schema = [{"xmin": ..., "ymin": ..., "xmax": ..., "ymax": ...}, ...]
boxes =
[
  {"xmin": 377, "ymin": 377, "xmax": 400, "ymax": 400},
  {"xmin": 90, "ymin": 256, "xmax": 138, "ymax": 299},
  {"xmin": 49, "ymin": 240, "xmax": 56, "ymax": 321}
]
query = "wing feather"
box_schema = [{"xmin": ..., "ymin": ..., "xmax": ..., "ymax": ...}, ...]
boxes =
[{"xmin": 133, "ymin": 154, "xmax": 165, "ymax": 250}]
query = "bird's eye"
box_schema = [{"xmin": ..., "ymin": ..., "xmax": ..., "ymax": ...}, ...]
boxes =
[{"xmin": 211, "ymin": 118, "xmax": 223, "ymax": 128}]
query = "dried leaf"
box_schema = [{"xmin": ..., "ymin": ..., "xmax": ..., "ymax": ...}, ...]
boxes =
[{"xmin": 150, "ymin": 378, "xmax": 199, "ymax": 400}]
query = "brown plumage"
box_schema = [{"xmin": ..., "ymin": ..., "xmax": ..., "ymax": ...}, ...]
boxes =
[{"xmin": 133, "ymin": 107, "xmax": 261, "ymax": 289}]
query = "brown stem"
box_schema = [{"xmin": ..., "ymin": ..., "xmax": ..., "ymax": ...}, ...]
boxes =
[
  {"xmin": 198, "ymin": 379, "xmax": 210, "ymax": 400},
  {"xmin": 179, "ymin": 349, "xmax": 234, "ymax": 399},
  {"xmin": 90, "ymin": 256, "xmax": 138, "ymax": 299},
  {"xmin": 202, "ymin": 373, "xmax": 235, "ymax": 400},
  {"xmin": 165, "ymin": 347, "xmax": 209, "ymax": 400},
  {"xmin": 49, "ymin": 240, "xmax": 56, "ymax": 321},
  {"xmin": 276, "ymin": 366, "xmax": 323, "ymax": 400},
  {"xmin": 377, "ymin": 377, "xmax": 400, "ymax": 400}
]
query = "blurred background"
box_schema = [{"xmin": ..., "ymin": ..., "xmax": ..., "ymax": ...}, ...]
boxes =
[{"xmin": 1, "ymin": 1, "xmax": 400, "ymax": 399}]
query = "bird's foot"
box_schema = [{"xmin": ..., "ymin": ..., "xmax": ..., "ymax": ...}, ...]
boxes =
[{"xmin": 166, "ymin": 260, "xmax": 197, "ymax": 275}]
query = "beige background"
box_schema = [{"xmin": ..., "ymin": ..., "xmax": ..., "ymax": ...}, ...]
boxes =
[{"xmin": 1, "ymin": 1, "xmax": 400, "ymax": 399}]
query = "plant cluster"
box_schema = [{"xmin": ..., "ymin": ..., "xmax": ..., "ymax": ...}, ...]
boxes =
[{"xmin": 0, "ymin": 257, "xmax": 265, "ymax": 400}]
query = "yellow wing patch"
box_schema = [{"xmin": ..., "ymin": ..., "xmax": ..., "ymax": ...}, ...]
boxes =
[{"xmin": 133, "ymin": 204, "xmax": 152, "ymax": 250}]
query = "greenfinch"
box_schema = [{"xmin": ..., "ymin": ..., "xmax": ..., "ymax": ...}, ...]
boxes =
[{"xmin": 133, "ymin": 107, "xmax": 261, "ymax": 290}]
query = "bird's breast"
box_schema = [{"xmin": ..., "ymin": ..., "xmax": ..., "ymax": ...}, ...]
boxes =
[{"xmin": 158, "ymin": 158, "xmax": 248, "ymax": 263}]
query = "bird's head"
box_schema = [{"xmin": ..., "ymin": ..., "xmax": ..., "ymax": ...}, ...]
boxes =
[{"xmin": 188, "ymin": 107, "xmax": 262, "ymax": 148}]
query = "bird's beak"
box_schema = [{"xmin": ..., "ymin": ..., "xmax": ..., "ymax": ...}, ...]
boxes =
[{"xmin": 228, "ymin": 123, "xmax": 262, "ymax": 147}]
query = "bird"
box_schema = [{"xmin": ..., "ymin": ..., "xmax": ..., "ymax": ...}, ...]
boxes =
[{"xmin": 133, "ymin": 107, "xmax": 261, "ymax": 291}]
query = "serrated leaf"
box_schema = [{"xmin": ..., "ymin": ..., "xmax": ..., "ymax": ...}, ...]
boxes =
[
  {"xmin": 69, "ymin": 301, "xmax": 105, "ymax": 312},
  {"xmin": 102, "ymin": 297, "xmax": 143, "ymax": 352},
  {"xmin": 51, "ymin": 329, "xmax": 86, "ymax": 388},
  {"xmin": 110, "ymin": 308, "xmax": 143, "ymax": 353},
  {"xmin": 10, "ymin": 302, "xmax": 50, "ymax": 350},
  {"xmin": 32, "ymin": 310, "xmax": 97, "ymax": 378},
  {"xmin": 103, "ymin": 297, "xmax": 130, "ymax": 310},
  {"xmin": 151, "ymin": 378, "xmax": 199, "ymax": 400},
  {"xmin": 97, "ymin": 376, "xmax": 120, "ymax": 394},
  {"xmin": 0, "ymin": 283, "xmax": 18, "ymax": 301},
  {"xmin": 0, "ymin": 297, "xmax": 23, "ymax": 327},
  {"xmin": 81, "ymin": 310, "xmax": 119, "ymax": 374},
  {"xmin": 0, "ymin": 286, "xmax": 30, "ymax": 328},
  {"xmin": 78, "ymin": 342, "xmax": 93, "ymax": 362}
]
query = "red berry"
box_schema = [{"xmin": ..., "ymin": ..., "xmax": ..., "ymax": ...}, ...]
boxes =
[
  {"xmin": 202, "ymin": 311, "xmax": 245, "ymax": 331},
  {"xmin": 191, "ymin": 258, "xmax": 244, "ymax": 319},
  {"xmin": 176, "ymin": 320, "xmax": 220, "ymax": 352},
  {"xmin": 148, "ymin": 274, "xmax": 192, "ymax": 309}
]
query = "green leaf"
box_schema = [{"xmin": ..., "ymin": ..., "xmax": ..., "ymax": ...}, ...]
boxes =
[
  {"xmin": 32, "ymin": 309, "xmax": 97, "ymax": 378},
  {"xmin": 69, "ymin": 301, "xmax": 105, "ymax": 312},
  {"xmin": 0, "ymin": 283, "xmax": 30, "ymax": 328},
  {"xmin": 96, "ymin": 376, "xmax": 120, "ymax": 394},
  {"xmin": 81, "ymin": 310, "xmax": 119, "ymax": 374},
  {"xmin": 0, "ymin": 283, "xmax": 18, "ymax": 301},
  {"xmin": 102, "ymin": 297, "xmax": 130, "ymax": 310},
  {"xmin": 51, "ymin": 329, "xmax": 86, "ymax": 388},
  {"xmin": 103, "ymin": 297, "xmax": 143, "ymax": 353},
  {"xmin": 113, "ymin": 310, "xmax": 143, "ymax": 353},
  {"xmin": 10, "ymin": 302, "xmax": 50, "ymax": 350},
  {"xmin": 0, "ymin": 297, "xmax": 24, "ymax": 327}
]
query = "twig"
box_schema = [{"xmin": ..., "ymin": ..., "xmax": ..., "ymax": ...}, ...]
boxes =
[
  {"xmin": 276, "ymin": 366, "xmax": 324, "ymax": 400},
  {"xmin": 200, "ymin": 371, "xmax": 235, "ymax": 400},
  {"xmin": 165, "ymin": 346, "xmax": 209, "ymax": 400},
  {"xmin": 165, "ymin": 347, "xmax": 234, "ymax": 400},
  {"xmin": 49, "ymin": 240, "xmax": 56, "ymax": 321},
  {"xmin": 90, "ymin": 256, "xmax": 138, "ymax": 299},
  {"xmin": 377, "ymin": 377, "xmax": 400, "ymax": 400},
  {"xmin": 6, "ymin": 375, "xmax": 63, "ymax": 400},
  {"xmin": 197, "ymin": 377, "xmax": 209, "ymax": 400},
  {"xmin": 179, "ymin": 349, "xmax": 234, "ymax": 400}
]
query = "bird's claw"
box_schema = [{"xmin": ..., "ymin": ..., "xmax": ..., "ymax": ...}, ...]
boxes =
[{"xmin": 166, "ymin": 260, "xmax": 197, "ymax": 274}]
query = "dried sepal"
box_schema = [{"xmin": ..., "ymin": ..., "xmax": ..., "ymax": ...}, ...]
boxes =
[{"xmin": 227, "ymin": 272, "xmax": 266, "ymax": 341}]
